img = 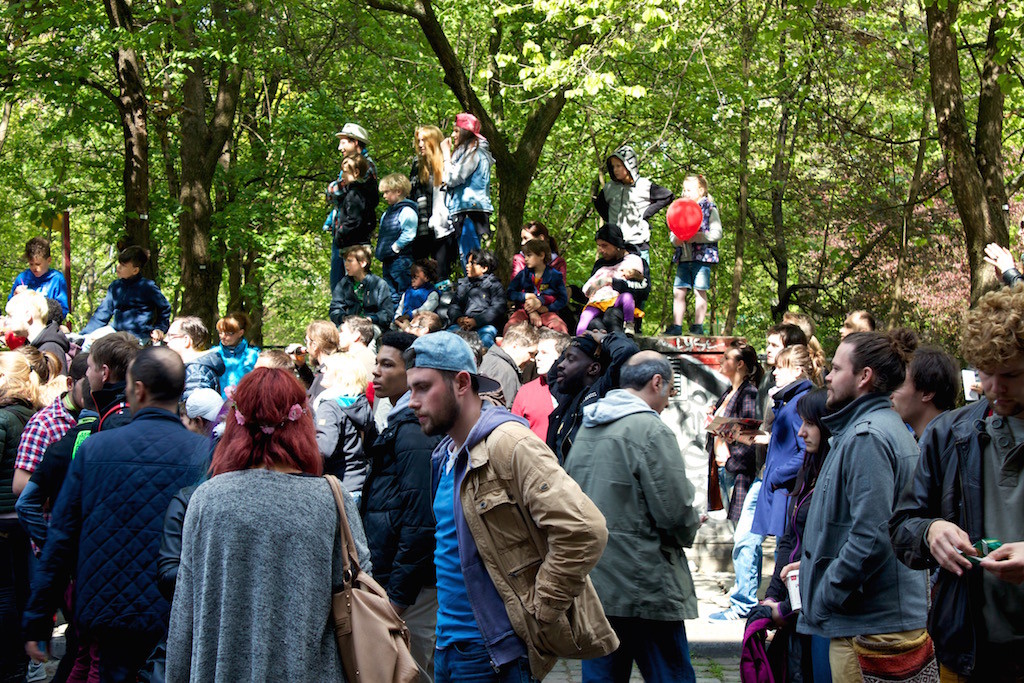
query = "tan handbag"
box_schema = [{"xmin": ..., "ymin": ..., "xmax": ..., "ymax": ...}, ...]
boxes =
[{"xmin": 325, "ymin": 475, "xmax": 419, "ymax": 683}]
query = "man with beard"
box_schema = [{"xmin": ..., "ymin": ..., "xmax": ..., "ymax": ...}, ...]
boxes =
[
  {"xmin": 891, "ymin": 285, "xmax": 1024, "ymax": 680},
  {"xmin": 546, "ymin": 331, "xmax": 637, "ymax": 463},
  {"xmin": 788, "ymin": 330, "xmax": 928, "ymax": 682},
  {"xmin": 405, "ymin": 331, "xmax": 617, "ymax": 682}
]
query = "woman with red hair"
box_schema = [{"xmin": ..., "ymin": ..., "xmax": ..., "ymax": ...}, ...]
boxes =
[{"xmin": 166, "ymin": 367, "xmax": 370, "ymax": 681}]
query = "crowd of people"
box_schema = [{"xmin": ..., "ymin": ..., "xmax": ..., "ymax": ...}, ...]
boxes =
[{"xmin": 0, "ymin": 121, "xmax": 1022, "ymax": 683}]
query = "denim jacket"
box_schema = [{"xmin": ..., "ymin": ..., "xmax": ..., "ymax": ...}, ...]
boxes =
[{"xmin": 445, "ymin": 139, "xmax": 494, "ymax": 215}]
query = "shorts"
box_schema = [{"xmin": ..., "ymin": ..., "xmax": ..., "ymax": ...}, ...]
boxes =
[{"xmin": 674, "ymin": 261, "xmax": 713, "ymax": 291}]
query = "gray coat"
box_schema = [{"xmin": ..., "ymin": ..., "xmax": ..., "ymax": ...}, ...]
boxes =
[
  {"xmin": 565, "ymin": 390, "xmax": 700, "ymax": 621},
  {"xmin": 166, "ymin": 469, "xmax": 371, "ymax": 682},
  {"xmin": 797, "ymin": 393, "xmax": 928, "ymax": 638}
]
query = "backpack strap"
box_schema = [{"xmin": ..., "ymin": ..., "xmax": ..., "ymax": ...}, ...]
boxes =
[{"xmin": 98, "ymin": 402, "xmax": 127, "ymax": 431}]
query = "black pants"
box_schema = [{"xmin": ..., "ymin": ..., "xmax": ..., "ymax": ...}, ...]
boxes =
[
  {"xmin": 95, "ymin": 630, "xmax": 161, "ymax": 683},
  {"xmin": 0, "ymin": 518, "xmax": 30, "ymax": 683},
  {"xmin": 434, "ymin": 232, "xmax": 459, "ymax": 282}
]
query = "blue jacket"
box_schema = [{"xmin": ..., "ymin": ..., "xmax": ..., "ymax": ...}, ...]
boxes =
[
  {"xmin": 430, "ymin": 406, "xmax": 531, "ymax": 669},
  {"xmin": 797, "ymin": 393, "xmax": 928, "ymax": 639},
  {"xmin": 81, "ymin": 274, "xmax": 171, "ymax": 338},
  {"xmin": 183, "ymin": 352, "xmax": 225, "ymax": 401},
  {"xmin": 23, "ymin": 408, "xmax": 209, "ymax": 640},
  {"xmin": 375, "ymin": 199, "xmax": 418, "ymax": 261},
  {"xmin": 751, "ymin": 379, "xmax": 813, "ymax": 537},
  {"xmin": 10, "ymin": 268, "xmax": 70, "ymax": 316},
  {"xmin": 507, "ymin": 265, "xmax": 568, "ymax": 313},
  {"xmin": 212, "ymin": 339, "xmax": 260, "ymax": 396},
  {"xmin": 445, "ymin": 139, "xmax": 494, "ymax": 215}
]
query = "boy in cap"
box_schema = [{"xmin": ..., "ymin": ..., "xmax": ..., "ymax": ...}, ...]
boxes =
[
  {"xmin": 324, "ymin": 123, "xmax": 380, "ymax": 291},
  {"xmin": 404, "ymin": 331, "xmax": 617, "ymax": 681}
]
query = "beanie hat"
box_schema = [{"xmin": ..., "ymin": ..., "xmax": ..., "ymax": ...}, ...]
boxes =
[
  {"xmin": 596, "ymin": 223, "xmax": 626, "ymax": 250},
  {"xmin": 455, "ymin": 113, "xmax": 481, "ymax": 135}
]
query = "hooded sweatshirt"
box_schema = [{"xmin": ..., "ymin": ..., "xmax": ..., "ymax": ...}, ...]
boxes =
[
  {"xmin": 314, "ymin": 392, "xmax": 375, "ymax": 494},
  {"xmin": 431, "ymin": 405, "xmax": 531, "ymax": 668},
  {"xmin": 30, "ymin": 322, "xmax": 71, "ymax": 374},
  {"xmin": 566, "ymin": 389, "xmax": 700, "ymax": 620},
  {"xmin": 594, "ymin": 145, "xmax": 675, "ymax": 247}
]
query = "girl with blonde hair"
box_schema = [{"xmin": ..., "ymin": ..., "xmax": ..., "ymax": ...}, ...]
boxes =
[{"xmin": 313, "ymin": 352, "xmax": 375, "ymax": 499}]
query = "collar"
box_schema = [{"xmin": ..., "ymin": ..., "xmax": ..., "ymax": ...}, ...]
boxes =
[{"xmin": 821, "ymin": 392, "xmax": 892, "ymax": 434}]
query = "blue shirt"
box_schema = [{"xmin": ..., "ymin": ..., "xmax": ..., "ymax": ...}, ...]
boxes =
[
  {"xmin": 10, "ymin": 268, "xmax": 70, "ymax": 316},
  {"xmin": 433, "ymin": 450, "xmax": 483, "ymax": 646}
]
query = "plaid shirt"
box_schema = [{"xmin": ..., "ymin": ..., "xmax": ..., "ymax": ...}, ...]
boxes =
[{"xmin": 14, "ymin": 395, "xmax": 77, "ymax": 474}]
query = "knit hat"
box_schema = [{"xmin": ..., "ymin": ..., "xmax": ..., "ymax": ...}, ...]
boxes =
[
  {"xmin": 455, "ymin": 113, "xmax": 481, "ymax": 135},
  {"xmin": 596, "ymin": 223, "xmax": 626, "ymax": 250},
  {"xmin": 185, "ymin": 388, "xmax": 225, "ymax": 423},
  {"xmin": 335, "ymin": 123, "xmax": 370, "ymax": 145}
]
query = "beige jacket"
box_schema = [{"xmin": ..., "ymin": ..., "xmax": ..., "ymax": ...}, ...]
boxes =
[{"xmin": 463, "ymin": 421, "xmax": 619, "ymax": 678}]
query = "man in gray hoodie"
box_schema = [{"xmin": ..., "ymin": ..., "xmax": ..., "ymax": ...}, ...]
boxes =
[{"xmin": 566, "ymin": 350, "xmax": 700, "ymax": 682}]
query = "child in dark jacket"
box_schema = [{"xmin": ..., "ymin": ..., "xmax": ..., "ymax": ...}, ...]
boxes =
[
  {"xmin": 80, "ymin": 246, "xmax": 171, "ymax": 344},
  {"xmin": 327, "ymin": 155, "xmax": 375, "ymax": 293},
  {"xmin": 445, "ymin": 249, "xmax": 505, "ymax": 348},
  {"xmin": 505, "ymin": 239, "xmax": 568, "ymax": 334},
  {"xmin": 394, "ymin": 259, "xmax": 439, "ymax": 324},
  {"xmin": 329, "ymin": 245, "xmax": 395, "ymax": 329},
  {"xmin": 375, "ymin": 173, "xmax": 419, "ymax": 307}
]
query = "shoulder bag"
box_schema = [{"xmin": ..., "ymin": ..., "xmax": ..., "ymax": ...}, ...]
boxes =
[{"xmin": 324, "ymin": 475, "xmax": 418, "ymax": 683}]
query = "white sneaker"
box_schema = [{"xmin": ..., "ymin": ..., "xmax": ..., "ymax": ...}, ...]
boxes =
[{"xmin": 27, "ymin": 660, "xmax": 47, "ymax": 682}]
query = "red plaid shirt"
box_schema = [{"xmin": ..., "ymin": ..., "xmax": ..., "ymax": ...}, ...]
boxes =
[{"xmin": 14, "ymin": 395, "xmax": 77, "ymax": 474}]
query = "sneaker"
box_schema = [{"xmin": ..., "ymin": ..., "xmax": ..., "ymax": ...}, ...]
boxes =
[
  {"xmin": 26, "ymin": 660, "xmax": 47, "ymax": 682},
  {"xmin": 663, "ymin": 325, "xmax": 683, "ymax": 336},
  {"xmin": 708, "ymin": 608, "xmax": 744, "ymax": 621}
]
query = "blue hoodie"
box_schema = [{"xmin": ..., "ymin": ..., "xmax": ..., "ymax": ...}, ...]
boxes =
[{"xmin": 430, "ymin": 404, "xmax": 530, "ymax": 668}]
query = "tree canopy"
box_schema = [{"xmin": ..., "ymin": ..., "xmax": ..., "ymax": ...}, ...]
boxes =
[{"xmin": 0, "ymin": 0, "xmax": 1021, "ymax": 352}]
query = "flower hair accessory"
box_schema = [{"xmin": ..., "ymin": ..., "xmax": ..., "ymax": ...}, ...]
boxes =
[{"xmin": 233, "ymin": 403, "xmax": 306, "ymax": 435}]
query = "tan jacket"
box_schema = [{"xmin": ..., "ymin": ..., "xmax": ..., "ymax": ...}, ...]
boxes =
[{"xmin": 463, "ymin": 421, "xmax": 619, "ymax": 679}]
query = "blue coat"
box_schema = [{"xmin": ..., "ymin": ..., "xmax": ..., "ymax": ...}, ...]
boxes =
[
  {"xmin": 507, "ymin": 265, "xmax": 568, "ymax": 313},
  {"xmin": 22, "ymin": 408, "xmax": 209, "ymax": 640},
  {"xmin": 444, "ymin": 139, "xmax": 494, "ymax": 215},
  {"xmin": 9, "ymin": 268, "xmax": 70, "ymax": 316},
  {"xmin": 212, "ymin": 339, "xmax": 260, "ymax": 396},
  {"xmin": 750, "ymin": 379, "xmax": 813, "ymax": 537},
  {"xmin": 80, "ymin": 274, "xmax": 171, "ymax": 338}
]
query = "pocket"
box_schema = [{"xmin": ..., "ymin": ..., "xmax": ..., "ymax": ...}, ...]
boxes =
[
  {"xmin": 474, "ymin": 487, "xmax": 533, "ymax": 552},
  {"xmin": 534, "ymin": 611, "xmax": 580, "ymax": 657}
]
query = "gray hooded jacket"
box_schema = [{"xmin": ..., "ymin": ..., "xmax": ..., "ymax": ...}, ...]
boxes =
[{"xmin": 594, "ymin": 145, "xmax": 675, "ymax": 247}]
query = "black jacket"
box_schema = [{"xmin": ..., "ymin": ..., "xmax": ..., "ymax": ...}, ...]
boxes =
[
  {"xmin": 546, "ymin": 332, "xmax": 638, "ymax": 463},
  {"xmin": 157, "ymin": 485, "xmax": 198, "ymax": 600},
  {"xmin": 360, "ymin": 401, "xmax": 441, "ymax": 608},
  {"xmin": 332, "ymin": 180, "xmax": 377, "ymax": 249},
  {"xmin": 183, "ymin": 352, "xmax": 225, "ymax": 401},
  {"xmin": 30, "ymin": 323, "xmax": 70, "ymax": 374},
  {"xmin": 446, "ymin": 273, "xmax": 506, "ymax": 330},
  {"xmin": 329, "ymin": 274, "xmax": 395, "ymax": 328},
  {"xmin": 889, "ymin": 399, "xmax": 989, "ymax": 676}
]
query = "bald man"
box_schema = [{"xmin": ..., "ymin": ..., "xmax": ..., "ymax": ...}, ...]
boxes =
[
  {"xmin": 566, "ymin": 351, "xmax": 701, "ymax": 682},
  {"xmin": 23, "ymin": 346, "xmax": 211, "ymax": 678}
]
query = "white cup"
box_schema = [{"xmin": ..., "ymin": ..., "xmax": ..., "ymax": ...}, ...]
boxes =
[{"xmin": 786, "ymin": 569, "xmax": 801, "ymax": 611}]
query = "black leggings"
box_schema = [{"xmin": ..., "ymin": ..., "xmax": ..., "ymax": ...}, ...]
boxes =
[{"xmin": 434, "ymin": 233, "xmax": 459, "ymax": 282}]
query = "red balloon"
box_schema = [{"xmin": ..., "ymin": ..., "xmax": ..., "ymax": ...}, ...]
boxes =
[{"xmin": 667, "ymin": 199, "xmax": 703, "ymax": 241}]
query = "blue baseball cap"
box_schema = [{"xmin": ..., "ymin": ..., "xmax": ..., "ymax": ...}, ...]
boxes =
[{"xmin": 409, "ymin": 332, "xmax": 501, "ymax": 393}]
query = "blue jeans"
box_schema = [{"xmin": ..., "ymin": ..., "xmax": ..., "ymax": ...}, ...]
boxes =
[
  {"xmin": 383, "ymin": 255, "xmax": 413, "ymax": 307},
  {"xmin": 447, "ymin": 324, "xmax": 497, "ymax": 348},
  {"xmin": 330, "ymin": 244, "xmax": 344, "ymax": 293},
  {"xmin": 729, "ymin": 479, "xmax": 765, "ymax": 615},
  {"xmin": 435, "ymin": 642, "xmax": 536, "ymax": 683},
  {"xmin": 582, "ymin": 617, "xmax": 696, "ymax": 683},
  {"xmin": 455, "ymin": 213, "xmax": 486, "ymax": 267}
]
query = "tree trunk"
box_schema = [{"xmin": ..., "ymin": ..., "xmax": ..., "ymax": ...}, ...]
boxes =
[
  {"xmin": 0, "ymin": 100, "xmax": 13, "ymax": 158},
  {"xmin": 103, "ymin": 0, "xmax": 155, "ymax": 279},
  {"xmin": 926, "ymin": 2, "xmax": 1007, "ymax": 303}
]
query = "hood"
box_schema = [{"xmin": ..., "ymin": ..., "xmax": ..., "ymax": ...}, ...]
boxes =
[
  {"xmin": 773, "ymin": 378, "xmax": 814, "ymax": 407},
  {"xmin": 192, "ymin": 350, "xmax": 226, "ymax": 374},
  {"xmin": 90, "ymin": 382, "xmax": 127, "ymax": 414},
  {"xmin": 607, "ymin": 144, "xmax": 639, "ymax": 183},
  {"xmin": 482, "ymin": 345, "xmax": 517, "ymax": 374},
  {"xmin": 388, "ymin": 391, "xmax": 412, "ymax": 420},
  {"xmin": 31, "ymin": 322, "xmax": 70, "ymax": 353},
  {"xmin": 582, "ymin": 389, "xmax": 655, "ymax": 427},
  {"xmin": 336, "ymin": 393, "xmax": 374, "ymax": 430},
  {"xmin": 218, "ymin": 338, "xmax": 250, "ymax": 358},
  {"xmin": 434, "ymin": 402, "xmax": 528, "ymax": 460}
]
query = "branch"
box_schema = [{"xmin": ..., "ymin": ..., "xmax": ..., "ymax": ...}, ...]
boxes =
[
  {"xmin": 362, "ymin": 0, "xmax": 423, "ymax": 19},
  {"xmin": 79, "ymin": 76, "xmax": 120, "ymax": 109}
]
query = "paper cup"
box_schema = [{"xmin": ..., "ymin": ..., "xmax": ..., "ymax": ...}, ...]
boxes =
[{"xmin": 786, "ymin": 569, "xmax": 801, "ymax": 611}]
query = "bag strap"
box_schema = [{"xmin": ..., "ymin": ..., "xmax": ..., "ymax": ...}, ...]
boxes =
[{"xmin": 324, "ymin": 474, "xmax": 361, "ymax": 583}]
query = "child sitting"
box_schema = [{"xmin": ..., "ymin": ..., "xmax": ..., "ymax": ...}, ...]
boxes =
[
  {"xmin": 211, "ymin": 311, "xmax": 261, "ymax": 397},
  {"xmin": 511, "ymin": 221, "xmax": 567, "ymax": 280},
  {"xmin": 329, "ymin": 245, "xmax": 395, "ymax": 330},
  {"xmin": 375, "ymin": 173, "xmax": 419, "ymax": 306},
  {"xmin": 445, "ymin": 248, "xmax": 505, "ymax": 348},
  {"xmin": 80, "ymin": 246, "xmax": 171, "ymax": 345},
  {"xmin": 577, "ymin": 224, "xmax": 646, "ymax": 335},
  {"xmin": 9, "ymin": 237, "xmax": 70, "ymax": 317},
  {"xmin": 394, "ymin": 258, "xmax": 440, "ymax": 325},
  {"xmin": 506, "ymin": 239, "xmax": 568, "ymax": 334}
]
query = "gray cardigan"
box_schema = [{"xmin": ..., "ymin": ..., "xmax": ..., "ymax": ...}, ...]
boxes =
[
  {"xmin": 796, "ymin": 393, "xmax": 928, "ymax": 638},
  {"xmin": 166, "ymin": 469, "xmax": 371, "ymax": 682}
]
